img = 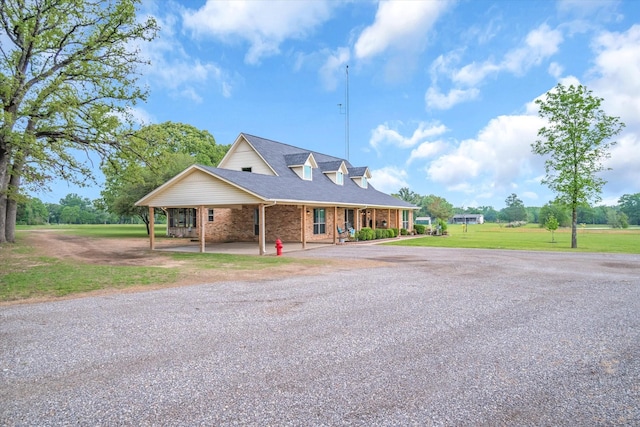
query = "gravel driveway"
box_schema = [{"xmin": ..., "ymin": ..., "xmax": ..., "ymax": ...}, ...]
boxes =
[{"xmin": 1, "ymin": 246, "xmax": 639, "ymax": 426}]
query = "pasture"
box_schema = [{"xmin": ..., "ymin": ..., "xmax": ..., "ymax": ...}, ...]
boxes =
[{"xmin": 385, "ymin": 223, "xmax": 640, "ymax": 253}]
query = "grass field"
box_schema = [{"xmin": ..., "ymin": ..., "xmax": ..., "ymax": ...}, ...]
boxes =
[
  {"xmin": 385, "ymin": 223, "xmax": 640, "ymax": 253},
  {"xmin": 2, "ymin": 224, "xmax": 317, "ymax": 302},
  {"xmin": 3, "ymin": 223, "xmax": 639, "ymax": 302}
]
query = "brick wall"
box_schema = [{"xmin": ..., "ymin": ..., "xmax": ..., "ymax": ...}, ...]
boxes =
[{"xmin": 202, "ymin": 205, "xmax": 410, "ymax": 243}]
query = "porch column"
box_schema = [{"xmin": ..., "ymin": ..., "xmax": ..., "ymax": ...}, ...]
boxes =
[
  {"xmin": 259, "ymin": 203, "xmax": 266, "ymax": 255},
  {"xmin": 372, "ymin": 209, "xmax": 376, "ymax": 229},
  {"xmin": 199, "ymin": 205, "xmax": 206, "ymax": 253},
  {"xmin": 301, "ymin": 205, "xmax": 307, "ymax": 249},
  {"xmin": 149, "ymin": 207, "xmax": 155, "ymax": 250},
  {"xmin": 333, "ymin": 206, "xmax": 338, "ymax": 244}
]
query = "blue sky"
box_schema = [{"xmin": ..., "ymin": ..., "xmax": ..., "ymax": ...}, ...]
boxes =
[{"xmin": 46, "ymin": 0, "xmax": 640, "ymax": 209}]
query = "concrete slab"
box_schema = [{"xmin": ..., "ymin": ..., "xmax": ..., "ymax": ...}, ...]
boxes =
[{"xmin": 155, "ymin": 241, "xmax": 335, "ymax": 256}]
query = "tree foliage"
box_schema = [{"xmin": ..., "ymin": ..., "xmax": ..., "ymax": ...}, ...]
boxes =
[
  {"xmin": 0, "ymin": 0, "xmax": 158, "ymax": 242},
  {"xmin": 532, "ymin": 84, "xmax": 624, "ymax": 248},
  {"xmin": 100, "ymin": 122, "xmax": 230, "ymax": 234},
  {"xmin": 539, "ymin": 203, "xmax": 570, "ymax": 228},
  {"xmin": 424, "ymin": 195, "xmax": 454, "ymax": 220},
  {"xmin": 618, "ymin": 193, "xmax": 640, "ymax": 225},
  {"xmin": 544, "ymin": 213, "xmax": 559, "ymax": 242},
  {"xmin": 499, "ymin": 193, "xmax": 527, "ymax": 223}
]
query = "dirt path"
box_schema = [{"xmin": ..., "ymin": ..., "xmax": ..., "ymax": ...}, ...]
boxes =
[{"xmin": 18, "ymin": 231, "xmax": 385, "ymax": 300}]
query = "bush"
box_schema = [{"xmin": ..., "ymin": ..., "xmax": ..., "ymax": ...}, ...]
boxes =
[
  {"xmin": 414, "ymin": 224, "xmax": 426, "ymax": 234},
  {"xmin": 357, "ymin": 227, "xmax": 374, "ymax": 241},
  {"xmin": 400, "ymin": 228, "xmax": 408, "ymax": 235},
  {"xmin": 390, "ymin": 228, "xmax": 399, "ymax": 237}
]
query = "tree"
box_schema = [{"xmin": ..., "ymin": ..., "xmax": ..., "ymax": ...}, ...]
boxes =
[
  {"xmin": 499, "ymin": 193, "xmax": 527, "ymax": 223},
  {"xmin": 16, "ymin": 196, "xmax": 48, "ymax": 224},
  {"xmin": 0, "ymin": 0, "xmax": 158, "ymax": 243},
  {"xmin": 100, "ymin": 122, "xmax": 230, "ymax": 234},
  {"xmin": 618, "ymin": 193, "xmax": 640, "ymax": 226},
  {"xmin": 539, "ymin": 203, "xmax": 570, "ymax": 228},
  {"xmin": 606, "ymin": 208, "xmax": 628, "ymax": 229},
  {"xmin": 425, "ymin": 195, "xmax": 454, "ymax": 221},
  {"xmin": 532, "ymin": 84, "xmax": 625, "ymax": 248},
  {"xmin": 545, "ymin": 214, "xmax": 559, "ymax": 243}
]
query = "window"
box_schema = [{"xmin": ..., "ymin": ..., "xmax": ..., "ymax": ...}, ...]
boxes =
[
  {"xmin": 208, "ymin": 209, "xmax": 214, "ymax": 222},
  {"xmin": 169, "ymin": 208, "xmax": 197, "ymax": 228},
  {"xmin": 313, "ymin": 208, "xmax": 326, "ymax": 234},
  {"xmin": 336, "ymin": 171, "xmax": 343, "ymax": 185},
  {"xmin": 361, "ymin": 176, "xmax": 368, "ymax": 188},
  {"xmin": 402, "ymin": 210, "xmax": 409, "ymax": 230},
  {"xmin": 303, "ymin": 164, "xmax": 312, "ymax": 180},
  {"xmin": 242, "ymin": 167, "xmax": 252, "ymax": 172}
]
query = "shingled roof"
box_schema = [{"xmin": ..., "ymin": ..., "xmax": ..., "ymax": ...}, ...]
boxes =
[{"xmin": 197, "ymin": 133, "xmax": 415, "ymax": 209}]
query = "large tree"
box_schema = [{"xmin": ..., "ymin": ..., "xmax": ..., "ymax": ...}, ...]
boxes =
[
  {"xmin": 100, "ymin": 122, "xmax": 230, "ymax": 233},
  {"xmin": 532, "ymin": 84, "xmax": 624, "ymax": 248},
  {"xmin": 499, "ymin": 193, "xmax": 527, "ymax": 223},
  {"xmin": 0, "ymin": 0, "xmax": 158, "ymax": 242},
  {"xmin": 618, "ymin": 193, "xmax": 640, "ymax": 226}
]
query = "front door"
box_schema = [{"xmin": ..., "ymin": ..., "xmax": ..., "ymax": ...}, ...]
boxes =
[
  {"xmin": 254, "ymin": 208, "xmax": 259, "ymax": 235},
  {"xmin": 344, "ymin": 209, "xmax": 354, "ymax": 229}
]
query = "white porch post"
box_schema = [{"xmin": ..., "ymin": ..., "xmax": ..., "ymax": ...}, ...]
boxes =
[
  {"xmin": 149, "ymin": 207, "xmax": 155, "ymax": 250},
  {"xmin": 301, "ymin": 205, "xmax": 307, "ymax": 249},
  {"xmin": 333, "ymin": 206, "xmax": 338, "ymax": 244},
  {"xmin": 199, "ymin": 205, "xmax": 206, "ymax": 253},
  {"xmin": 259, "ymin": 203, "xmax": 266, "ymax": 255}
]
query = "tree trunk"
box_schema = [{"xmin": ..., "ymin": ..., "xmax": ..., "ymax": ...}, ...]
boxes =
[
  {"xmin": 5, "ymin": 159, "xmax": 24, "ymax": 243},
  {"xmin": 571, "ymin": 207, "xmax": 578, "ymax": 248},
  {"xmin": 0, "ymin": 148, "xmax": 9, "ymax": 244}
]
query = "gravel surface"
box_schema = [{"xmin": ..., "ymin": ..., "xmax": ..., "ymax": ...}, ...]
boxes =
[{"xmin": 1, "ymin": 246, "xmax": 639, "ymax": 426}]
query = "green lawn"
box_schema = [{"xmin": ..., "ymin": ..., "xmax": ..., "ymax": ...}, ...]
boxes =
[
  {"xmin": 385, "ymin": 223, "xmax": 640, "ymax": 253},
  {"xmin": 2, "ymin": 225, "xmax": 318, "ymax": 302},
  {"xmin": 16, "ymin": 223, "xmax": 164, "ymax": 238}
]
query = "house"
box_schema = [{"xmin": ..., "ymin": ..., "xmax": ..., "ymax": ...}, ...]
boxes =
[
  {"xmin": 451, "ymin": 214, "xmax": 484, "ymax": 225},
  {"xmin": 135, "ymin": 133, "xmax": 417, "ymax": 254}
]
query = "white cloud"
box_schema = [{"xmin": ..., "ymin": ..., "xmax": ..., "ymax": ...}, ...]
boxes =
[
  {"xmin": 354, "ymin": 0, "xmax": 452, "ymax": 60},
  {"xmin": 428, "ymin": 23, "xmax": 563, "ymax": 110},
  {"xmin": 589, "ymin": 24, "xmax": 640, "ymax": 131},
  {"xmin": 408, "ymin": 140, "xmax": 447, "ymax": 164},
  {"xmin": 137, "ymin": 4, "xmax": 235, "ymax": 101},
  {"xmin": 501, "ymin": 24, "xmax": 563, "ymax": 75},
  {"xmin": 182, "ymin": 0, "xmax": 334, "ymax": 64},
  {"xmin": 425, "ymin": 86, "xmax": 480, "ymax": 110},
  {"xmin": 548, "ymin": 62, "xmax": 564, "ymax": 78},
  {"xmin": 369, "ymin": 166, "xmax": 409, "ymax": 194},
  {"xmin": 426, "ymin": 114, "xmax": 545, "ymax": 192},
  {"xmin": 319, "ymin": 47, "xmax": 351, "ymax": 91},
  {"xmin": 369, "ymin": 121, "xmax": 448, "ymax": 152}
]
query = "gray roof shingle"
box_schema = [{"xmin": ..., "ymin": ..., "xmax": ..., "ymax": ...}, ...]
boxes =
[{"xmin": 196, "ymin": 133, "xmax": 415, "ymax": 209}]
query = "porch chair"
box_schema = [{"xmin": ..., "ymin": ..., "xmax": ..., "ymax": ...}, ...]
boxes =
[{"xmin": 337, "ymin": 226, "xmax": 349, "ymax": 241}]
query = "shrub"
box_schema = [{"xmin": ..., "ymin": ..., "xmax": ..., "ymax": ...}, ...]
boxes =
[
  {"xmin": 375, "ymin": 229, "xmax": 385, "ymax": 239},
  {"xmin": 358, "ymin": 227, "xmax": 374, "ymax": 241},
  {"xmin": 414, "ymin": 224, "xmax": 426, "ymax": 234},
  {"xmin": 400, "ymin": 228, "xmax": 408, "ymax": 235},
  {"xmin": 390, "ymin": 228, "xmax": 399, "ymax": 237}
]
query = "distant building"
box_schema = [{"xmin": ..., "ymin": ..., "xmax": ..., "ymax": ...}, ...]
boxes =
[{"xmin": 451, "ymin": 214, "xmax": 484, "ymax": 225}]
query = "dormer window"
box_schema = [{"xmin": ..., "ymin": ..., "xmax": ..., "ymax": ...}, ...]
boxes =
[
  {"xmin": 336, "ymin": 171, "xmax": 343, "ymax": 185},
  {"xmin": 286, "ymin": 152, "xmax": 317, "ymax": 180},
  {"xmin": 348, "ymin": 166, "xmax": 372, "ymax": 189}
]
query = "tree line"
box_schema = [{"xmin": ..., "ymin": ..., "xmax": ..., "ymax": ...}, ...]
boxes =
[{"xmin": 392, "ymin": 189, "xmax": 639, "ymax": 228}]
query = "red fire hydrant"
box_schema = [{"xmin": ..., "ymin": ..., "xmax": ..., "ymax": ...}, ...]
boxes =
[{"xmin": 275, "ymin": 238, "xmax": 283, "ymax": 256}]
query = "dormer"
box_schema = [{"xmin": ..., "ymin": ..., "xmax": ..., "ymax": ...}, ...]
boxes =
[
  {"xmin": 285, "ymin": 152, "xmax": 318, "ymax": 181},
  {"xmin": 348, "ymin": 166, "xmax": 372, "ymax": 189},
  {"xmin": 318, "ymin": 161, "xmax": 348, "ymax": 185}
]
